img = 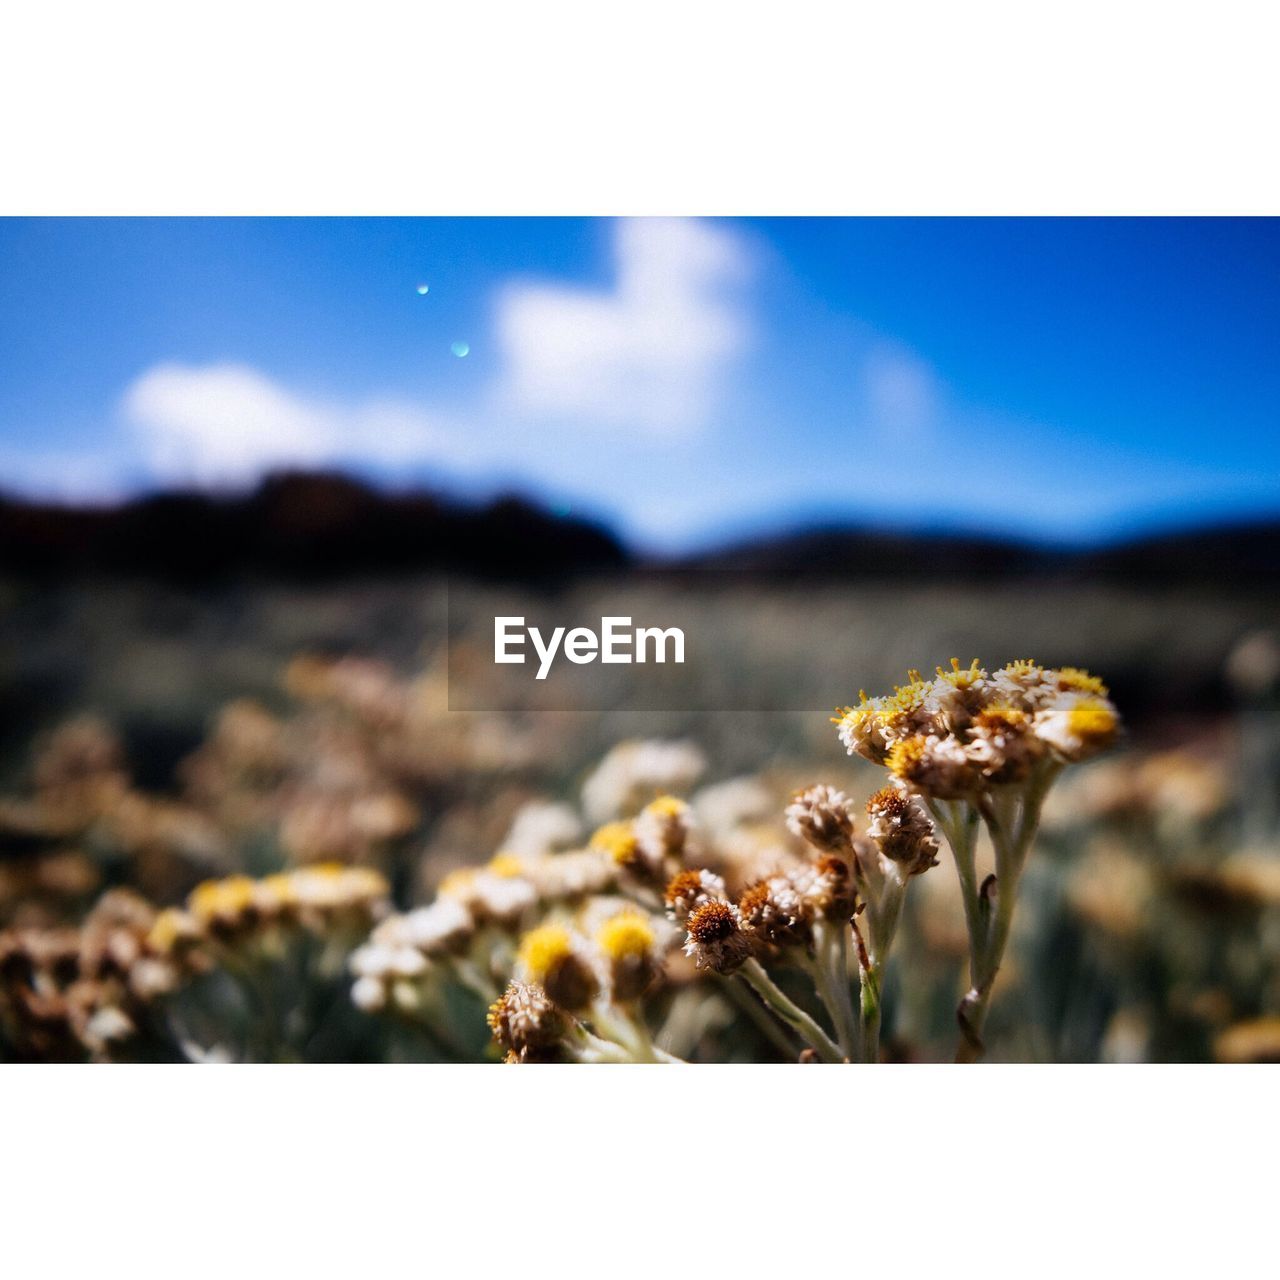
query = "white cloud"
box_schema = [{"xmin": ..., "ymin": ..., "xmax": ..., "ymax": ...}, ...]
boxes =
[
  {"xmin": 122, "ymin": 362, "xmax": 443, "ymax": 486},
  {"xmin": 862, "ymin": 343, "xmax": 943, "ymax": 442},
  {"xmin": 493, "ymin": 217, "xmax": 754, "ymax": 434},
  {"xmin": 117, "ymin": 219, "xmax": 757, "ymax": 488}
]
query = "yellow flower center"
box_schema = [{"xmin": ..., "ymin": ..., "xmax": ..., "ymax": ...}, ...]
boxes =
[
  {"xmin": 1056, "ymin": 667, "xmax": 1109, "ymax": 697},
  {"xmin": 1068, "ymin": 699, "xmax": 1118, "ymax": 741},
  {"xmin": 487, "ymin": 852, "xmax": 525, "ymax": 879},
  {"xmin": 596, "ymin": 911, "xmax": 655, "ymax": 961},
  {"xmin": 937, "ymin": 657, "xmax": 985, "ymax": 689},
  {"xmin": 590, "ymin": 821, "xmax": 640, "ymax": 865},
  {"xmin": 886, "ymin": 735, "xmax": 929, "ymax": 779},
  {"xmin": 642, "ymin": 794, "xmax": 686, "ymax": 820},
  {"xmin": 188, "ymin": 874, "xmax": 256, "ymax": 922},
  {"xmin": 437, "ymin": 868, "xmax": 477, "ymax": 900},
  {"xmin": 518, "ymin": 925, "xmax": 575, "ymax": 981},
  {"xmin": 147, "ymin": 908, "xmax": 194, "ymax": 953},
  {"xmin": 1000, "ymin": 658, "xmax": 1042, "ymax": 679}
]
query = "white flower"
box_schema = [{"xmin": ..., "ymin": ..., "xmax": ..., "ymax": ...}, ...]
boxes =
[
  {"xmin": 351, "ymin": 975, "xmax": 386, "ymax": 1013},
  {"xmin": 531, "ymin": 849, "xmax": 616, "ymax": 900},
  {"xmin": 581, "ymin": 739, "xmax": 706, "ymax": 823},
  {"xmin": 388, "ymin": 946, "xmax": 428, "ymax": 978},
  {"xmin": 84, "ymin": 1005, "xmax": 134, "ymax": 1045},
  {"xmin": 349, "ymin": 942, "xmax": 397, "ymax": 978},
  {"xmin": 403, "ymin": 898, "xmax": 473, "ymax": 954},
  {"xmin": 1033, "ymin": 693, "xmax": 1119, "ymax": 762},
  {"xmin": 469, "ymin": 873, "xmax": 537, "ymax": 925},
  {"xmin": 500, "ymin": 801, "xmax": 583, "ymax": 858},
  {"xmin": 692, "ymin": 776, "xmax": 773, "ymax": 837}
]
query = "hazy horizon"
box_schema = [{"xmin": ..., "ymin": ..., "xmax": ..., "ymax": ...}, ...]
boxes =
[{"xmin": 5, "ymin": 463, "xmax": 1279, "ymax": 561}]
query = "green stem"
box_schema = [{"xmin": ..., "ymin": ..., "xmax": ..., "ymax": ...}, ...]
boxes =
[
  {"xmin": 738, "ymin": 959, "xmax": 843, "ymax": 1063},
  {"xmin": 808, "ymin": 921, "xmax": 860, "ymax": 1061},
  {"xmin": 720, "ymin": 975, "xmax": 807, "ymax": 1060},
  {"xmin": 447, "ymin": 956, "xmax": 499, "ymax": 1005},
  {"xmin": 953, "ymin": 764, "xmax": 1062, "ymax": 1062},
  {"xmin": 849, "ymin": 916, "xmax": 882, "ymax": 1062},
  {"xmin": 929, "ymin": 799, "xmax": 984, "ymax": 975},
  {"xmin": 860, "ymin": 969, "xmax": 881, "ymax": 1062},
  {"xmin": 592, "ymin": 1002, "xmax": 684, "ymax": 1063},
  {"xmin": 569, "ymin": 1023, "xmax": 638, "ymax": 1064}
]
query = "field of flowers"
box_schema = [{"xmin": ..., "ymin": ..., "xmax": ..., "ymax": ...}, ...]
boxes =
[{"xmin": 1, "ymin": 574, "xmax": 1277, "ymax": 1062}]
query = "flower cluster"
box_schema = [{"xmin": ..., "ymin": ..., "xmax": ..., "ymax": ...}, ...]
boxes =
[
  {"xmin": 0, "ymin": 865, "xmax": 389, "ymax": 1062},
  {"xmin": 336, "ymin": 661, "xmax": 1121, "ymax": 1064},
  {"xmin": 157, "ymin": 863, "xmax": 388, "ymax": 959},
  {"xmin": 346, "ymin": 841, "xmax": 622, "ymax": 1019},
  {"xmin": 1, "ymin": 646, "xmax": 1135, "ymax": 1063},
  {"xmin": 0, "ymin": 889, "xmax": 178, "ymax": 1061},
  {"xmin": 347, "ymin": 793, "xmax": 695, "ymax": 1060},
  {"xmin": 836, "ymin": 659, "xmax": 1119, "ymax": 794},
  {"xmin": 489, "ymin": 908, "xmax": 675, "ymax": 1062},
  {"xmin": 647, "ymin": 779, "xmax": 940, "ymax": 1061},
  {"xmin": 837, "ymin": 659, "xmax": 1120, "ymax": 1059}
]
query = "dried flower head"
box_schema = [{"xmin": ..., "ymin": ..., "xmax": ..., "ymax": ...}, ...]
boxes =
[
  {"xmin": 78, "ymin": 889, "xmax": 153, "ymax": 980},
  {"xmin": 793, "ymin": 854, "xmax": 859, "ymax": 921},
  {"xmin": 444, "ymin": 870, "xmax": 537, "ymax": 928},
  {"xmin": 528, "ymin": 848, "xmax": 617, "ymax": 901},
  {"xmin": 580, "ymin": 739, "xmax": 706, "ymax": 824},
  {"xmin": 488, "ymin": 980, "xmax": 571, "ymax": 1062},
  {"xmin": 785, "ymin": 784, "xmax": 857, "ymax": 855},
  {"xmin": 664, "ymin": 868, "xmax": 727, "ymax": 921},
  {"xmin": 500, "ymin": 800, "xmax": 583, "ymax": 859},
  {"xmin": 146, "ymin": 907, "xmax": 203, "ymax": 960},
  {"xmin": 964, "ymin": 703, "xmax": 1042, "ymax": 783},
  {"xmin": 865, "ymin": 785, "xmax": 939, "ymax": 876},
  {"xmin": 188, "ymin": 875, "xmax": 260, "ymax": 937},
  {"xmin": 833, "ymin": 694, "xmax": 893, "ymax": 764},
  {"xmin": 738, "ymin": 875, "xmax": 810, "ymax": 949},
  {"xmin": 683, "ymin": 899, "xmax": 753, "ymax": 974}
]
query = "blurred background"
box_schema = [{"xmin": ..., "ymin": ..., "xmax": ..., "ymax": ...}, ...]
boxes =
[{"xmin": 1, "ymin": 216, "xmax": 1278, "ymax": 1061}]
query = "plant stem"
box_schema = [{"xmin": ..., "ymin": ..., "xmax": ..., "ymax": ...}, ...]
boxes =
[
  {"xmin": 738, "ymin": 959, "xmax": 844, "ymax": 1062},
  {"xmin": 849, "ymin": 916, "xmax": 882, "ymax": 1062},
  {"xmin": 952, "ymin": 764, "xmax": 1062, "ymax": 1062},
  {"xmin": 720, "ymin": 976, "xmax": 807, "ymax": 1060},
  {"xmin": 592, "ymin": 1002, "xmax": 684, "ymax": 1063},
  {"xmin": 928, "ymin": 799, "xmax": 984, "ymax": 976},
  {"xmin": 808, "ymin": 920, "xmax": 861, "ymax": 1061},
  {"xmin": 569, "ymin": 1021, "xmax": 640, "ymax": 1063},
  {"xmin": 860, "ymin": 971, "xmax": 881, "ymax": 1062}
]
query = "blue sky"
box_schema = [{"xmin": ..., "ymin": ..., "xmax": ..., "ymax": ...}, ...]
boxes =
[{"xmin": 0, "ymin": 216, "xmax": 1277, "ymax": 550}]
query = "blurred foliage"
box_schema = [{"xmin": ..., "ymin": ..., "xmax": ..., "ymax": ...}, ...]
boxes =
[{"xmin": 1, "ymin": 574, "xmax": 1277, "ymax": 1062}]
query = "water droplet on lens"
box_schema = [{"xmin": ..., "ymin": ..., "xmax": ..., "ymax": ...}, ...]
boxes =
[{"xmin": 451, "ymin": 341, "xmax": 470, "ymax": 358}]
